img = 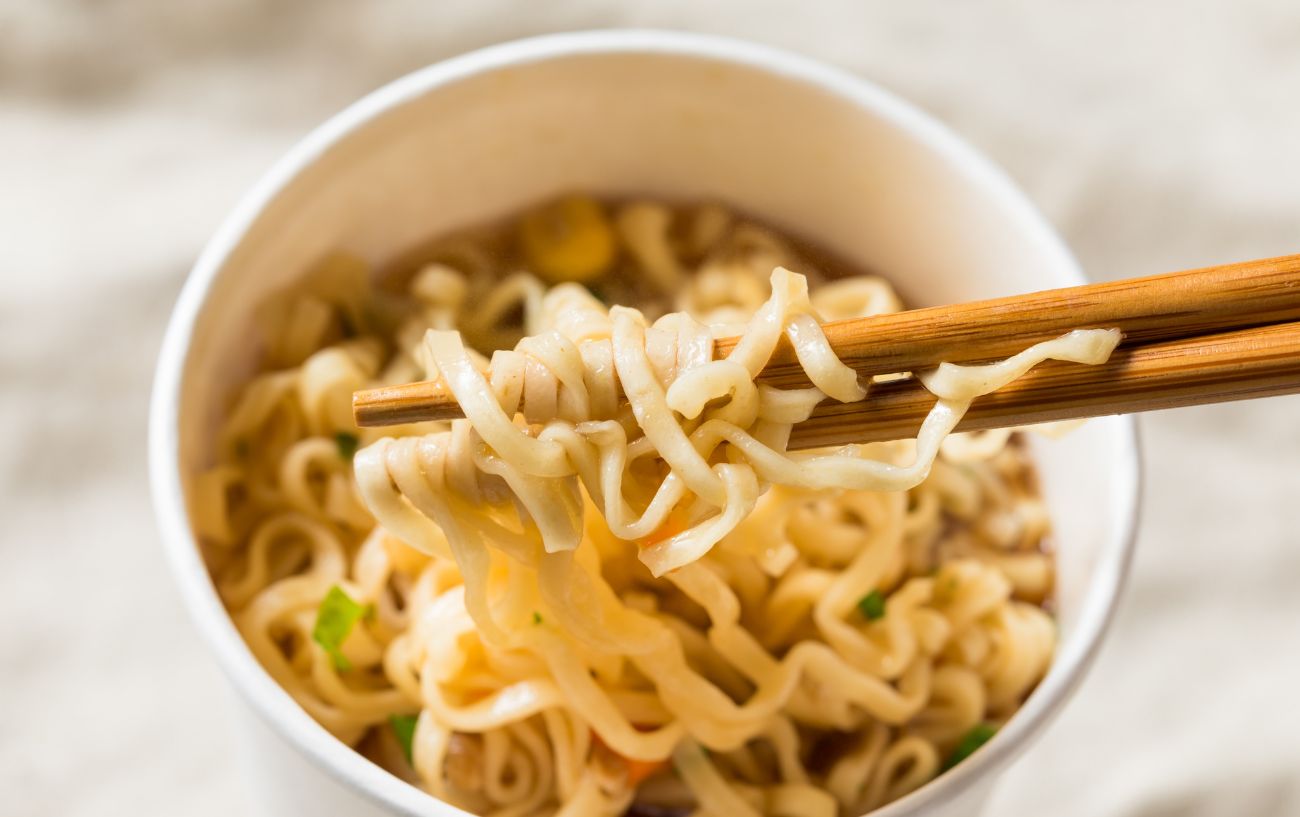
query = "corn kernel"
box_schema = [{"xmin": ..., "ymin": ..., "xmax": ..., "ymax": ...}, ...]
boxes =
[{"xmin": 519, "ymin": 195, "xmax": 616, "ymax": 283}]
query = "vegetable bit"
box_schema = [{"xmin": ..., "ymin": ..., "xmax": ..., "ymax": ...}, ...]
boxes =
[
  {"xmin": 519, "ymin": 195, "xmax": 616, "ymax": 284},
  {"xmin": 590, "ymin": 730, "xmax": 668, "ymax": 788},
  {"xmin": 856, "ymin": 589, "xmax": 886, "ymax": 620},
  {"xmin": 622, "ymin": 756, "xmax": 667, "ymax": 787},
  {"xmin": 334, "ymin": 431, "xmax": 360, "ymax": 460},
  {"xmin": 389, "ymin": 714, "xmax": 419, "ymax": 764},
  {"xmin": 312, "ymin": 585, "xmax": 371, "ymax": 671},
  {"xmin": 943, "ymin": 723, "xmax": 998, "ymax": 771}
]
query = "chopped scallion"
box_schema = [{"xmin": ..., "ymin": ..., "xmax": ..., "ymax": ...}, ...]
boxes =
[
  {"xmin": 532, "ymin": 611, "xmax": 543, "ymax": 625},
  {"xmin": 943, "ymin": 723, "xmax": 997, "ymax": 770},
  {"xmin": 312, "ymin": 585, "xmax": 370, "ymax": 671},
  {"xmin": 334, "ymin": 431, "xmax": 360, "ymax": 460},
  {"xmin": 856, "ymin": 589, "xmax": 886, "ymax": 621},
  {"xmin": 389, "ymin": 714, "xmax": 418, "ymax": 764}
]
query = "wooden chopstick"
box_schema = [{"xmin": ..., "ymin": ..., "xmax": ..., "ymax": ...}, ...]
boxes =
[
  {"xmin": 732, "ymin": 252, "xmax": 1300, "ymax": 390},
  {"xmin": 352, "ymin": 253, "xmax": 1300, "ymax": 438}
]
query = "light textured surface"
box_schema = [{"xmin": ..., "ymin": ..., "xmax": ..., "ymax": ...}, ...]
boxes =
[{"xmin": 2, "ymin": 2, "xmax": 1299, "ymax": 815}]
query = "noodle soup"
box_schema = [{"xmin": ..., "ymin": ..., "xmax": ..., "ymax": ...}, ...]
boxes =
[{"xmin": 194, "ymin": 196, "xmax": 1077, "ymax": 817}]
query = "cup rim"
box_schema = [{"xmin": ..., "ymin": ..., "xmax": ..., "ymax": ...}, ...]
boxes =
[{"xmin": 149, "ymin": 28, "xmax": 1141, "ymax": 817}]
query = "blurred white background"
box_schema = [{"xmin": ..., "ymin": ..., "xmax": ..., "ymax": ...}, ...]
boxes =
[{"xmin": 2, "ymin": 2, "xmax": 1298, "ymax": 815}]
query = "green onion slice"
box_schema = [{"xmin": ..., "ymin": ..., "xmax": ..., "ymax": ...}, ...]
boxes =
[
  {"xmin": 389, "ymin": 714, "xmax": 418, "ymax": 764},
  {"xmin": 856, "ymin": 589, "xmax": 886, "ymax": 620},
  {"xmin": 312, "ymin": 585, "xmax": 369, "ymax": 671},
  {"xmin": 334, "ymin": 431, "xmax": 360, "ymax": 460},
  {"xmin": 944, "ymin": 723, "xmax": 998, "ymax": 770}
]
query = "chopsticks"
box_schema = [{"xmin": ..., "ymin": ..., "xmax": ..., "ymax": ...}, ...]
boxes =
[
  {"xmin": 787, "ymin": 320, "xmax": 1300, "ymax": 448},
  {"xmin": 352, "ymin": 253, "xmax": 1300, "ymax": 448}
]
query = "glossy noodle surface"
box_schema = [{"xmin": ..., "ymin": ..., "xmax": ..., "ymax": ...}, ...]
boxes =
[{"xmin": 194, "ymin": 197, "xmax": 1115, "ymax": 816}]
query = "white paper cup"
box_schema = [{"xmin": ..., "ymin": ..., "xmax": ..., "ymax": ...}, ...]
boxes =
[{"xmin": 150, "ymin": 29, "xmax": 1140, "ymax": 817}]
